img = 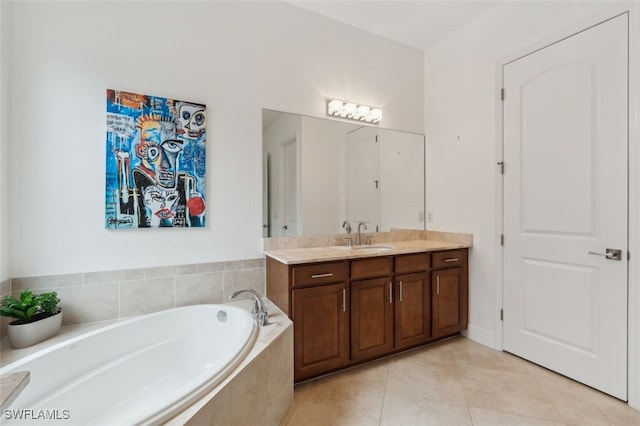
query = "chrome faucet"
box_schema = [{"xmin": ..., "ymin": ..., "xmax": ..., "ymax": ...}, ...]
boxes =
[
  {"xmin": 229, "ymin": 289, "xmax": 269, "ymax": 326},
  {"xmin": 356, "ymin": 222, "xmax": 368, "ymax": 245},
  {"xmin": 342, "ymin": 220, "xmax": 351, "ymax": 234}
]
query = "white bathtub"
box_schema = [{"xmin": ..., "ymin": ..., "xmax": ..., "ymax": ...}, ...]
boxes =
[{"xmin": 0, "ymin": 304, "xmax": 258, "ymax": 425}]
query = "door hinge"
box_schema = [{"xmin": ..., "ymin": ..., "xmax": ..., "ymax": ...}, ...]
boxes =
[
  {"xmin": 628, "ymin": 251, "xmax": 631, "ymax": 261},
  {"xmin": 500, "ymin": 234, "xmax": 504, "ymax": 246},
  {"xmin": 374, "ymin": 180, "xmax": 379, "ymax": 189},
  {"xmin": 497, "ymin": 161, "xmax": 504, "ymax": 174},
  {"xmin": 375, "ymin": 135, "xmax": 379, "ymax": 142},
  {"xmin": 500, "ymin": 309, "xmax": 504, "ymax": 321},
  {"xmin": 500, "ymin": 88, "xmax": 505, "ymax": 101}
]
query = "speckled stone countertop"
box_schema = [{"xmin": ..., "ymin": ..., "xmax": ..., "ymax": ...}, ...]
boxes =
[{"xmin": 263, "ymin": 230, "xmax": 472, "ymax": 265}]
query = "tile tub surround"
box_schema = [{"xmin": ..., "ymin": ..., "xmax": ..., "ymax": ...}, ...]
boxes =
[
  {"xmin": 263, "ymin": 229, "xmax": 472, "ymax": 251},
  {"xmin": 0, "ymin": 298, "xmax": 294, "ymax": 426},
  {"xmin": 3, "ymin": 258, "xmax": 266, "ymax": 331}
]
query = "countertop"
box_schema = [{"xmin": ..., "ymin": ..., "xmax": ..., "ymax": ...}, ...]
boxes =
[{"xmin": 264, "ymin": 239, "xmax": 471, "ymax": 265}]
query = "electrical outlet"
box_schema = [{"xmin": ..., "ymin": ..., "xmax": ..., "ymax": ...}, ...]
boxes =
[
  {"xmin": 426, "ymin": 211, "xmax": 433, "ymax": 223},
  {"xmin": 419, "ymin": 211, "xmax": 425, "ymax": 222}
]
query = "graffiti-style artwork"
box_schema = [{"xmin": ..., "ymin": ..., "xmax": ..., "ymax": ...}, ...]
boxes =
[{"xmin": 105, "ymin": 89, "xmax": 206, "ymax": 229}]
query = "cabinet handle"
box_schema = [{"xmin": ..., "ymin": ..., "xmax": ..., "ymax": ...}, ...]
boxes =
[
  {"xmin": 398, "ymin": 280, "xmax": 403, "ymax": 302},
  {"xmin": 436, "ymin": 275, "xmax": 440, "ymax": 295},
  {"xmin": 443, "ymin": 258, "xmax": 459, "ymax": 263},
  {"xmin": 341, "ymin": 289, "xmax": 346, "ymax": 312},
  {"xmin": 388, "ymin": 282, "xmax": 393, "ymax": 304},
  {"xmin": 311, "ymin": 273, "xmax": 334, "ymax": 279}
]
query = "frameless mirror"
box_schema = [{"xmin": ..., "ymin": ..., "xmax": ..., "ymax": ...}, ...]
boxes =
[{"xmin": 262, "ymin": 109, "xmax": 425, "ymax": 238}]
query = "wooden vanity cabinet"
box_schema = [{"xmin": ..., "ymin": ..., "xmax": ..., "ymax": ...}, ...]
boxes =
[
  {"xmin": 287, "ymin": 260, "xmax": 349, "ymax": 380},
  {"xmin": 292, "ymin": 282, "xmax": 349, "ymax": 380},
  {"xmin": 266, "ymin": 248, "xmax": 468, "ymax": 382},
  {"xmin": 431, "ymin": 249, "xmax": 468, "ymax": 337}
]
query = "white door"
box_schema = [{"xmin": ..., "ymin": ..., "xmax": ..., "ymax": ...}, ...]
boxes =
[
  {"xmin": 347, "ymin": 126, "xmax": 380, "ymax": 231},
  {"xmin": 283, "ymin": 140, "xmax": 298, "ymax": 236},
  {"xmin": 503, "ymin": 14, "xmax": 628, "ymax": 400}
]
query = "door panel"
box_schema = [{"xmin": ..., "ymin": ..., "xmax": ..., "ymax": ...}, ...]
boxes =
[
  {"xmin": 503, "ymin": 14, "xmax": 628, "ymax": 399},
  {"xmin": 351, "ymin": 278, "xmax": 394, "ymax": 361}
]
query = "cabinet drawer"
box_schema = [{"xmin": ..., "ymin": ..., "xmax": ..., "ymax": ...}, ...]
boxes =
[
  {"xmin": 292, "ymin": 261, "xmax": 347, "ymax": 288},
  {"xmin": 395, "ymin": 253, "xmax": 430, "ymax": 274},
  {"xmin": 351, "ymin": 257, "xmax": 393, "ymax": 280},
  {"xmin": 432, "ymin": 250, "xmax": 464, "ymax": 268}
]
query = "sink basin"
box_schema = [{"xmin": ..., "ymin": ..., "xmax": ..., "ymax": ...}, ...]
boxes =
[{"xmin": 350, "ymin": 246, "xmax": 393, "ymax": 251}]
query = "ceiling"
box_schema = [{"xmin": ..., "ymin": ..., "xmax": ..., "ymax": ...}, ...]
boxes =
[{"xmin": 284, "ymin": 0, "xmax": 501, "ymax": 50}]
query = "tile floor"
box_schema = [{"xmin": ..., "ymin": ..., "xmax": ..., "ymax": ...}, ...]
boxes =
[{"xmin": 280, "ymin": 337, "xmax": 640, "ymax": 425}]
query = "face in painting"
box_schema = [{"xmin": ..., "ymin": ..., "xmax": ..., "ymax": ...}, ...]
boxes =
[
  {"xmin": 177, "ymin": 104, "xmax": 206, "ymax": 140},
  {"xmin": 136, "ymin": 120, "xmax": 183, "ymax": 187},
  {"xmin": 142, "ymin": 186, "xmax": 180, "ymax": 226}
]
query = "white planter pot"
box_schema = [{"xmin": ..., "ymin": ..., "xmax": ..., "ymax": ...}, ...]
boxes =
[{"xmin": 8, "ymin": 311, "xmax": 62, "ymax": 349}]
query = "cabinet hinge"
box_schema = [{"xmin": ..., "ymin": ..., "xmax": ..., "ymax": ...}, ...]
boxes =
[
  {"xmin": 497, "ymin": 161, "xmax": 504, "ymax": 174},
  {"xmin": 500, "ymin": 234, "xmax": 504, "ymax": 246},
  {"xmin": 500, "ymin": 88, "xmax": 505, "ymax": 101},
  {"xmin": 500, "ymin": 309, "xmax": 504, "ymax": 321}
]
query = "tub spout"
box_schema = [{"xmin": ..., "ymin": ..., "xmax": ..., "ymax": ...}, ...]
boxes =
[{"xmin": 229, "ymin": 289, "xmax": 268, "ymax": 326}]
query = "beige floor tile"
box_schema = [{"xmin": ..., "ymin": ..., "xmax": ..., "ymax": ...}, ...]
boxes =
[
  {"xmin": 533, "ymin": 369, "xmax": 640, "ymax": 426},
  {"xmin": 380, "ymin": 391, "xmax": 472, "ymax": 425},
  {"xmin": 469, "ymin": 407, "xmax": 567, "ymax": 426},
  {"xmin": 459, "ymin": 364, "xmax": 563, "ymax": 422},
  {"xmin": 280, "ymin": 337, "xmax": 640, "ymax": 426},
  {"xmin": 386, "ymin": 357, "xmax": 466, "ymax": 406}
]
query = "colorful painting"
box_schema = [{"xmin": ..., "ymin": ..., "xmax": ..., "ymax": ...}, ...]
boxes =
[{"xmin": 105, "ymin": 89, "xmax": 206, "ymax": 228}]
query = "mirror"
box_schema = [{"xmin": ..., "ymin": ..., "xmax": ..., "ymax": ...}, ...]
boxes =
[{"xmin": 262, "ymin": 109, "xmax": 425, "ymax": 238}]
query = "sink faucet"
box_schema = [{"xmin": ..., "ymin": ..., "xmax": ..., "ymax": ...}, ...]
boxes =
[
  {"xmin": 356, "ymin": 222, "xmax": 368, "ymax": 245},
  {"xmin": 342, "ymin": 220, "xmax": 351, "ymax": 234},
  {"xmin": 229, "ymin": 289, "xmax": 268, "ymax": 326}
]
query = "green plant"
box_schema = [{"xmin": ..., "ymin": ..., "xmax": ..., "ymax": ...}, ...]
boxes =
[{"xmin": 0, "ymin": 289, "xmax": 61, "ymax": 323}]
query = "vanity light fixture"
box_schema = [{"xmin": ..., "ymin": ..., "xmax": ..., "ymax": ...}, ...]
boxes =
[{"xmin": 327, "ymin": 99, "xmax": 382, "ymax": 124}]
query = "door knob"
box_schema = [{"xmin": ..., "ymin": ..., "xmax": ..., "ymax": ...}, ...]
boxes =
[{"xmin": 588, "ymin": 248, "xmax": 622, "ymax": 261}]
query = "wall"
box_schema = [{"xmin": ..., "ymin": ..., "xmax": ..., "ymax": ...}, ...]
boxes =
[
  {"xmin": 8, "ymin": 1, "xmax": 424, "ymax": 277},
  {"xmin": 424, "ymin": 0, "xmax": 639, "ymax": 408},
  {"xmin": 0, "ymin": 1, "xmax": 10, "ymax": 285}
]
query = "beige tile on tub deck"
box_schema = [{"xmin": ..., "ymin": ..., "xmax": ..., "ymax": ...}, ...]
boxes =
[
  {"xmin": 230, "ymin": 351, "xmax": 269, "ymax": 426},
  {"xmin": 196, "ymin": 260, "xmax": 244, "ymax": 274},
  {"xmin": 12, "ymin": 273, "xmax": 83, "ymax": 291},
  {"xmin": 119, "ymin": 277, "xmax": 175, "ymax": 317},
  {"xmin": 84, "ymin": 268, "xmax": 144, "ymax": 285},
  {"xmin": 175, "ymin": 272, "xmax": 223, "ymax": 307},
  {"xmin": 223, "ymin": 268, "xmax": 265, "ymax": 300},
  {"xmin": 267, "ymin": 324, "xmax": 293, "ymax": 405},
  {"xmin": 145, "ymin": 264, "xmax": 197, "ymax": 279},
  {"xmin": 53, "ymin": 283, "xmax": 119, "ymax": 325}
]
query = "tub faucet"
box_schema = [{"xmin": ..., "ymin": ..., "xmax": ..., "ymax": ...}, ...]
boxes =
[
  {"xmin": 356, "ymin": 222, "xmax": 368, "ymax": 245},
  {"xmin": 229, "ymin": 289, "xmax": 269, "ymax": 326}
]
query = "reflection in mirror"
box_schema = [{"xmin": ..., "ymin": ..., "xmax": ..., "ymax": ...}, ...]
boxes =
[{"xmin": 262, "ymin": 110, "xmax": 425, "ymax": 238}]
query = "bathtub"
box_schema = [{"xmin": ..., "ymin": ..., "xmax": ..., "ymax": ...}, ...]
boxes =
[{"xmin": 0, "ymin": 304, "xmax": 258, "ymax": 425}]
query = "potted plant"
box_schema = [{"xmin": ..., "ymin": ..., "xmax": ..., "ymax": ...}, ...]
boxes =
[{"xmin": 1, "ymin": 289, "xmax": 62, "ymax": 349}]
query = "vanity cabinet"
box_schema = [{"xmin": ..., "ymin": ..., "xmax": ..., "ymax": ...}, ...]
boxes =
[
  {"xmin": 431, "ymin": 250, "xmax": 468, "ymax": 338},
  {"xmin": 266, "ymin": 248, "xmax": 468, "ymax": 382},
  {"xmin": 292, "ymin": 283, "xmax": 349, "ymax": 379}
]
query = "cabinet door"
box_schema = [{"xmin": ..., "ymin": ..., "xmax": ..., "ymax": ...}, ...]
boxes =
[
  {"xmin": 292, "ymin": 283, "xmax": 349, "ymax": 381},
  {"xmin": 351, "ymin": 278, "xmax": 394, "ymax": 361},
  {"xmin": 432, "ymin": 268, "xmax": 463, "ymax": 337},
  {"xmin": 395, "ymin": 272, "xmax": 431, "ymax": 349}
]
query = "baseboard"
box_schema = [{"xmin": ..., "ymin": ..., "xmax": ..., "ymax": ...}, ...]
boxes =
[{"xmin": 462, "ymin": 324, "xmax": 495, "ymax": 349}]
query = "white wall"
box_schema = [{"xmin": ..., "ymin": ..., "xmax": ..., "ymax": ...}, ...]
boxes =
[
  {"xmin": 8, "ymin": 1, "xmax": 424, "ymax": 277},
  {"xmin": 0, "ymin": 1, "xmax": 10, "ymax": 282},
  {"xmin": 424, "ymin": 0, "xmax": 639, "ymax": 408}
]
